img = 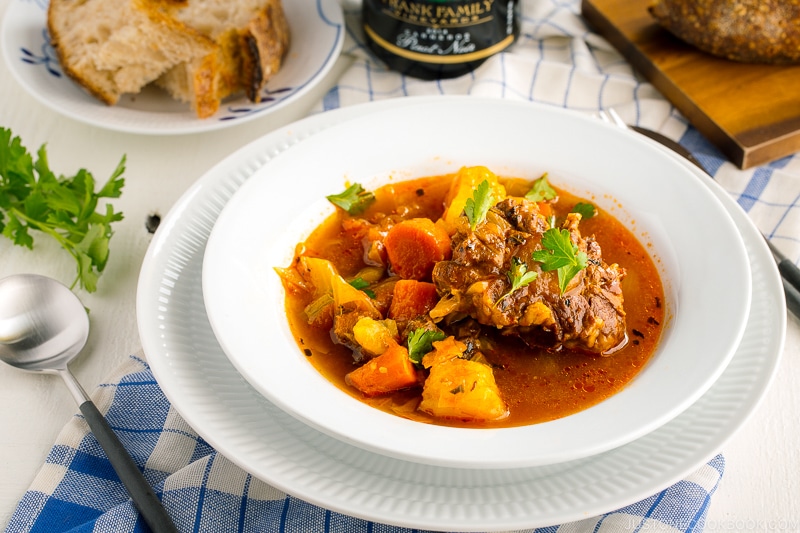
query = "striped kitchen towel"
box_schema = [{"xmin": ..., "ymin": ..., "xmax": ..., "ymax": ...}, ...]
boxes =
[{"xmin": 6, "ymin": 354, "xmax": 724, "ymax": 533}]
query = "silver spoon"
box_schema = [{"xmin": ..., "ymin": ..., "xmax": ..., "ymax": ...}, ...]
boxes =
[{"xmin": 0, "ymin": 273, "xmax": 178, "ymax": 533}]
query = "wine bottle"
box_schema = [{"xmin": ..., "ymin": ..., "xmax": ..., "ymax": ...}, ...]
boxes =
[{"xmin": 363, "ymin": 0, "xmax": 520, "ymax": 80}]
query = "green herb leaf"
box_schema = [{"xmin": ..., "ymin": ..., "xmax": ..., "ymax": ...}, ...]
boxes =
[
  {"xmin": 532, "ymin": 228, "xmax": 588, "ymax": 294},
  {"xmin": 524, "ymin": 174, "xmax": 557, "ymax": 202},
  {"xmin": 449, "ymin": 384, "xmax": 465, "ymax": 394},
  {"xmin": 348, "ymin": 277, "xmax": 376, "ymax": 299},
  {"xmin": 571, "ymin": 202, "xmax": 596, "ymax": 220},
  {"xmin": 0, "ymin": 128, "xmax": 125, "ymax": 293},
  {"xmin": 326, "ymin": 183, "xmax": 375, "ymax": 215},
  {"xmin": 496, "ymin": 256, "xmax": 537, "ymax": 305},
  {"xmin": 407, "ymin": 328, "xmax": 447, "ymax": 365},
  {"xmin": 348, "ymin": 277, "xmax": 369, "ymax": 290},
  {"xmin": 464, "ymin": 179, "xmax": 493, "ymax": 231}
]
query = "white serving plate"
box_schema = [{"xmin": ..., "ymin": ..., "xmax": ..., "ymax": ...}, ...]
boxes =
[
  {"xmin": 201, "ymin": 98, "xmax": 751, "ymax": 468},
  {"xmin": 137, "ymin": 97, "xmax": 785, "ymax": 531},
  {"xmin": 1, "ymin": 0, "xmax": 343, "ymax": 134}
]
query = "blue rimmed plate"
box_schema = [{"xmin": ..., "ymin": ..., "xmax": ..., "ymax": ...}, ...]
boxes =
[{"xmin": 1, "ymin": 0, "xmax": 343, "ymax": 134}]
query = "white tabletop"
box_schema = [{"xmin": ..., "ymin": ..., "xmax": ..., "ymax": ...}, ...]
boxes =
[{"xmin": 1, "ymin": 0, "xmax": 798, "ymax": 529}]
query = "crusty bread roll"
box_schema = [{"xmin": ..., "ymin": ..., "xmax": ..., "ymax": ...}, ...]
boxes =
[
  {"xmin": 648, "ymin": 0, "xmax": 800, "ymax": 65},
  {"xmin": 47, "ymin": 0, "xmax": 289, "ymax": 118},
  {"xmin": 156, "ymin": 0, "xmax": 289, "ymax": 117},
  {"xmin": 47, "ymin": 0, "xmax": 216, "ymax": 106}
]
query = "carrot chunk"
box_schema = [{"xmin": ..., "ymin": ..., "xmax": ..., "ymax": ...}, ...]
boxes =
[
  {"xmin": 384, "ymin": 218, "xmax": 451, "ymax": 280},
  {"xmin": 345, "ymin": 343, "xmax": 419, "ymax": 396},
  {"xmin": 388, "ymin": 280, "xmax": 439, "ymax": 321}
]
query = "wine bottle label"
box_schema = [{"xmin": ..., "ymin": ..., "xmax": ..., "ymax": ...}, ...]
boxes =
[{"xmin": 364, "ymin": 0, "xmax": 518, "ymax": 65}]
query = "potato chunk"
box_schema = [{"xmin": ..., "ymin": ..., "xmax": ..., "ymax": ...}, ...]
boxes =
[
  {"xmin": 441, "ymin": 166, "xmax": 507, "ymax": 229},
  {"xmin": 419, "ymin": 358, "xmax": 508, "ymax": 422},
  {"xmin": 352, "ymin": 317, "xmax": 399, "ymax": 357}
]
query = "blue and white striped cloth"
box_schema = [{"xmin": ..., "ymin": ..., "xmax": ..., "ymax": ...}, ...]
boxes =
[
  {"xmin": 7, "ymin": 355, "xmax": 724, "ymax": 533},
  {"xmin": 7, "ymin": 0, "xmax": 799, "ymax": 531}
]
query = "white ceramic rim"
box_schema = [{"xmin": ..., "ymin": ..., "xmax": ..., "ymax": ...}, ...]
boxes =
[
  {"xmin": 137, "ymin": 96, "xmax": 785, "ymax": 530},
  {"xmin": 201, "ymin": 97, "xmax": 752, "ymax": 469}
]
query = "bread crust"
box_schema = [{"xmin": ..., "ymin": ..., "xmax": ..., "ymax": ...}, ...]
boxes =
[
  {"xmin": 648, "ymin": 0, "xmax": 800, "ymax": 65},
  {"xmin": 241, "ymin": 0, "xmax": 290, "ymax": 102},
  {"xmin": 48, "ymin": 0, "xmax": 217, "ymax": 105},
  {"xmin": 47, "ymin": 0, "xmax": 290, "ymax": 117}
]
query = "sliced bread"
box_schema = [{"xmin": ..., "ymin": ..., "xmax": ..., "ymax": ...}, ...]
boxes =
[
  {"xmin": 47, "ymin": 0, "xmax": 217, "ymax": 106},
  {"xmin": 157, "ymin": 0, "xmax": 290, "ymax": 117},
  {"xmin": 47, "ymin": 0, "xmax": 290, "ymax": 118}
]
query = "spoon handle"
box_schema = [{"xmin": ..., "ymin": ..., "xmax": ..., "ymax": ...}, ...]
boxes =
[{"xmin": 78, "ymin": 400, "xmax": 179, "ymax": 533}]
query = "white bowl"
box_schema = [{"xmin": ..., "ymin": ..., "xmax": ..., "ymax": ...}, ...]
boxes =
[{"xmin": 202, "ymin": 97, "xmax": 751, "ymax": 469}]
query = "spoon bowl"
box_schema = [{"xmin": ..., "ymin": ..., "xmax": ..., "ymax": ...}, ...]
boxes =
[
  {"xmin": 0, "ymin": 273, "xmax": 177, "ymax": 533},
  {"xmin": 0, "ymin": 274, "xmax": 88, "ymax": 372}
]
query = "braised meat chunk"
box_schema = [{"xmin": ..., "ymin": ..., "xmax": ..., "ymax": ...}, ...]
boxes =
[{"xmin": 431, "ymin": 196, "xmax": 627, "ymax": 355}]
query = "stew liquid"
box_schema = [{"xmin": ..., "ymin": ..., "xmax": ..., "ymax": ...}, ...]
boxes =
[{"xmin": 283, "ymin": 173, "xmax": 665, "ymax": 428}]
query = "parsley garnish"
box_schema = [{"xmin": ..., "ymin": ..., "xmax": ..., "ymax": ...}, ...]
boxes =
[
  {"xmin": 571, "ymin": 202, "xmax": 596, "ymax": 220},
  {"xmin": 524, "ymin": 174, "xmax": 557, "ymax": 202},
  {"xmin": 464, "ymin": 179, "xmax": 493, "ymax": 231},
  {"xmin": 407, "ymin": 328, "xmax": 446, "ymax": 365},
  {"xmin": 348, "ymin": 277, "xmax": 376, "ymax": 299},
  {"xmin": 326, "ymin": 183, "xmax": 375, "ymax": 215},
  {"xmin": 0, "ymin": 128, "xmax": 125, "ymax": 292},
  {"xmin": 532, "ymin": 228, "xmax": 588, "ymax": 294},
  {"xmin": 496, "ymin": 256, "xmax": 537, "ymax": 305}
]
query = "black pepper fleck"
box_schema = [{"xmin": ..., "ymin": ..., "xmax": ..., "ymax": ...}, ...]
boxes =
[{"xmin": 145, "ymin": 213, "xmax": 161, "ymax": 234}]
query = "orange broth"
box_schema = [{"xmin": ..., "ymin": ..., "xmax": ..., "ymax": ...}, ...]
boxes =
[{"xmin": 284, "ymin": 173, "xmax": 665, "ymax": 428}]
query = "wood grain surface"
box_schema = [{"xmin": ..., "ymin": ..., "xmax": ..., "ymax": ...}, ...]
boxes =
[{"xmin": 582, "ymin": 0, "xmax": 800, "ymax": 169}]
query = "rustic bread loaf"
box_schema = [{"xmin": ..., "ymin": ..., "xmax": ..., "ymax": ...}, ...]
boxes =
[
  {"xmin": 648, "ymin": 0, "xmax": 800, "ymax": 65},
  {"xmin": 47, "ymin": 0, "xmax": 289, "ymax": 118},
  {"xmin": 47, "ymin": 0, "xmax": 217, "ymax": 106},
  {"xmin": 156, "ymin": 0, "xmax": 290, "ymax": 117}
]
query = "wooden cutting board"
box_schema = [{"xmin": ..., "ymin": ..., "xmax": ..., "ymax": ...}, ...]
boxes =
[{"xmin": 581, "ymin": 0, "xmax": 800, "ymax": 169}]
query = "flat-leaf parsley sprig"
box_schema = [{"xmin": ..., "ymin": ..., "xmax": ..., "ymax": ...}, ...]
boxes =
[
  {"xmin": 571, "ymin": 202, "xmax": 596, "ymax": 220},
  {"xmin": 326, "ymin": 183, "xmax": 376, "ymax": 215},
  {"xmin": 407, "ymin": 328, "xmax": 447, "ymax": 365},
  {"xmin": 496, "ymin": 256, "xmax": 537, "ymax": 306},
  {"xmin": 532, "ymin": 228, "xmax": 588, "ymax": 294},
  {"xmin": 0, "ymin": 128, "xmax": 126, "ymax": 292},
  {"xmin": 524, "ymin": 174, "xmax": 557, "ymax": 203},
  {"xmin": 464, "ymin": 179, "xmax": 494, "ymax": 231}
]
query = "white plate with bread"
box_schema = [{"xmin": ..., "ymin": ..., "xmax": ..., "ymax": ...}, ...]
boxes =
[{"xmin": 1, "ymin": 0, "xmax": 344, "ymax": 134}]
